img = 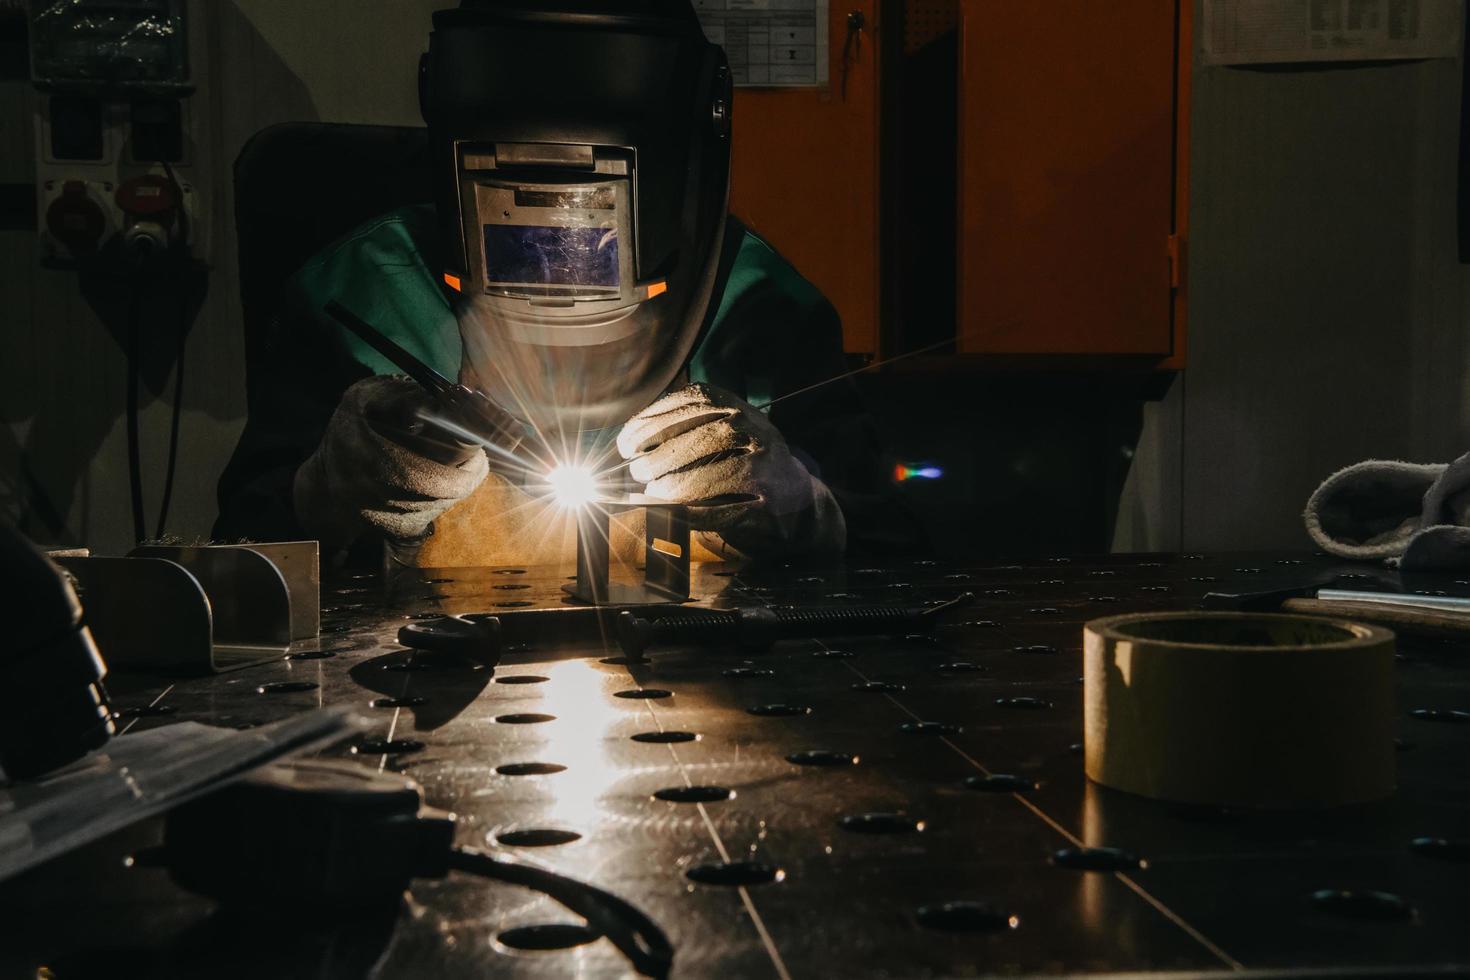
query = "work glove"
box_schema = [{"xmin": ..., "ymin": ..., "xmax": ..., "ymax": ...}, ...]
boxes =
[
  {"xmin": 294, "ymin": 376, "xmax": 489, "ymax": 550},
  {"xmin": 1304, "ymin": 451, "xmax": 1470, "ymax": 570},
  {"xmin": 616, "ymin": 383, "xmax": 845, "ymax": 559}
]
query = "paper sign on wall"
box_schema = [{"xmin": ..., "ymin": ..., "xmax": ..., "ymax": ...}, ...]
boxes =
[
  {"xmin": 693, "ymin": 0, "xmax": 830, "ymax": 87},
  {"xmin": 1202, "ymin": 0, "xmax": 1464, "ymax": 64}
]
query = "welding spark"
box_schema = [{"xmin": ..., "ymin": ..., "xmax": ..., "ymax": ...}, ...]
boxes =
[{"xmin": 546, "ymin": 463, "xmax": 600, "ymax": 509}]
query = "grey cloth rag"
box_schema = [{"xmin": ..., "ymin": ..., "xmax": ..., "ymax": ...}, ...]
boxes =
[
  {"xmin": 1303, "ymin": 451, "xmax": 1470, "ymax": 570},
  {"xmin": 294, "ymin": 376, "xmax": 489, "ymax": 549}
]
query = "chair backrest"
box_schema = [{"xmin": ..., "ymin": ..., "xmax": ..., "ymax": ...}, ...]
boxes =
[{"xmin": 233, "ymin": 122, "xmax": 433, "ymax": 368}]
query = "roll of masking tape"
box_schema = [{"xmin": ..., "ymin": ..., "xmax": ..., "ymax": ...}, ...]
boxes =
[{"xmin": 1083, "ymin": 612, "xmax": 1395, "ymax": 808}]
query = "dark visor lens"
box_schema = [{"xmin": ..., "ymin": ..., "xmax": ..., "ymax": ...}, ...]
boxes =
[{"xmin": 483, "ymin": 225, "xmax": 619, "ymax": 287}]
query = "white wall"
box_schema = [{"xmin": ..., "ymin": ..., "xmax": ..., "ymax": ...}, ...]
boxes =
[
  {"xmin": 1115, "ymin": 11, "xmax": 1468, "ymax": 553},
  {"xmin": 0, "ymin": 0, "xmax": 444, "ymax": 553}
]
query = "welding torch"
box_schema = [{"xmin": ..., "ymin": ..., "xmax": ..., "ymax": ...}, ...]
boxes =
[{"xmin": 323, "ymin": 300, "xmax": 526, "ymax": 457}]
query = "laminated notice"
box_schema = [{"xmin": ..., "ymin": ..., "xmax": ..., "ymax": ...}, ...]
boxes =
[
  {"xmin": 1202, "ymin": 0, "xmax": 1464, "ymax": 64},
  {"xmin": 694, "ymin": 0, "xmax": 830, "ymax": 87}
]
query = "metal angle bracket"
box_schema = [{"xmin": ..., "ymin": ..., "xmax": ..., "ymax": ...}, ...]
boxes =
[
  {"xmin": 564, "ymin": 496, "xmax": 692, "ymax": 607},
  {"xmin": 131, "ymin": 541, "xmax": 319, "ymax": 641},
  {"xmin": 54, "ymin": 541, "xmax": 319, "ymax": 675}
]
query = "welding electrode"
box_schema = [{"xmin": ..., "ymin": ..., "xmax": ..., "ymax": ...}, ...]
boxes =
[
  {"xmin": 323, "ymin": 300, "xmax": 526, "ymax": 456},
  {"xmin": 0, "ymin": 521, "xmax": 114, "ymax": 780},
  {"xmin": 616, "ymin": 593, "xmax": 975, "ymax": 657}
]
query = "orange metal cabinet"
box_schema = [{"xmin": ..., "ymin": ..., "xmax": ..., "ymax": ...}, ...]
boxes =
[
  {"xmin": 728, "ymin": 1, "xmax": 881, "ymax": 354},
  {"xmin": 957, "ymin": 0, "xmax": 1188, "ymax": 363}
]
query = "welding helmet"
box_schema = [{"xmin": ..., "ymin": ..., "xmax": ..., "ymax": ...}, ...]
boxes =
[{"xmin": 420, "ymin": 0, "xmax": 732, "ymax": 435}]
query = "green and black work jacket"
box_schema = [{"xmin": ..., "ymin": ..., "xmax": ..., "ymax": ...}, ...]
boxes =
[{"xmin": 214, "ymin": 205, "xmax": 903, "ymax": 557}]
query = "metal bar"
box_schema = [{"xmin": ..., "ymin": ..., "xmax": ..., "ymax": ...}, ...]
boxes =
[
  {"xmin": 1315, "ymin": 589, "xmax": 1470, "ymax": 614},
  {"xmin": 324, "ymin": 300, "xmax": 454, "ymax": 396}
]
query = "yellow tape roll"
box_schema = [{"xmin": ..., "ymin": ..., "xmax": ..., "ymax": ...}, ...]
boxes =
[{"xmin": 1083, "ymin": 612, "xmax": 1395, "ymax": 808}]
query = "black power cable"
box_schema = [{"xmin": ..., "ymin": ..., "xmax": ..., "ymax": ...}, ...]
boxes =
[
  {"xmin": 120, "ymin": 160, "xmax": 193, "ymax": 542},
  {"xmin": 152, "ymin": 158, "xmax": 191, "ymax": 539},
  {"xmin": 163, "ymin": 759, "xmax": 675, "ymax": 977},
  {"xmin": 124, "ymin": 288, "xmax": 147, "ymax": 543},
  {"xmin": 153, "ymin": 264, "xmax": 187, "ymax": 538},
  {"xmin": 447, "ymin": 847, "xmax": 673, "ymax": 976}
]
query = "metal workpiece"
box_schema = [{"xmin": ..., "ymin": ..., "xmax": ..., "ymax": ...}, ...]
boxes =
[
  {"xmin": 567, "ymin": 496, "xmax": 693, "ymax": 607},
  {"xmin": 616, "ymin": 591, "xmax": 975, "ymax": 657},
  {"xmin": 58, "ymin": 541, "xmax": 319, "ymax": 674},
  {"xmin": 5, "ymin": 553, "xmax": 1470, "ymax": 978}
]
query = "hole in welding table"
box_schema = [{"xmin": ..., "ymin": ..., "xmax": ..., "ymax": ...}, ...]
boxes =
[
  {"xmin": 1052, "ymin": 847, "xmax": 1144, "ymax": 872},
  {"xmin": 614, "ymin": 689, "xmax": 673, "ymax": 700},
  {"xmin": 901, "ymin": 722, "xmax": 960, "ymax": 736},
  {"xmin": 383, "ymin": 660, "xmax": 436, "ymax": 673},
  {"xmin": 916, "ymin": 901, "xmax": 1018, "ymax": 932},
  {"xmin": 964, "ymin": 774, "xmax": 1035, "ymax": 793},
  {"xmin": 353, "ymin": 738, "xmax": 425, "ymax": 755},
  {"xmin": 497, "ymin": 828, "xmax": 583, "ymax": 847},
  {"xmin": 496, "ymin": 675, "xmax": 549, "ymax": 685},
  {"xmin": 286, "ymin": 650, "xmax": 335, "ymax": 661},
  {"xmin": 685, "ymin": 861, "xmax": 784, "ymax": 886},
  {"xmin": 631, "ymin": 731, "xmax": 699, "ymax": 744},
  {"xmin": 256, "ymin": 681, "xmax": 319, "ymax": 694},
  {"xmin": 371, "ymin": 696, "xmax": 427, "ymax": 708},
  {"xmin": 496, "ymin": 713, "xmax": 557, "ymax": 724},
  {"xmin": 840, "ymin": 813, "xmax": 925, "ymax": 834},
  {"xmin": 996, "ymin": 697, "xmax": 1053, "ymax": 710},
  {"xmin": 1409, "ymin": 708, "xmax": 1470, "ymax": 723},
  {"xmin": 497, "ymin": 923, "xmax": 600, "ymax": 951},
  {"xmin": 747, "ymin": 704, "xmax": 812, "ymax": 717},
  {"xmin": 1408, "ymin": 837, "xmax": 1470, "ymax": 862},
  {"xmin": 1311, "ymin": 888, "xmax": 1415, "ymax": 921},
  {"xmin": 496, "ymin": 762, "xmax": 567, "ymax": 776},
  {"xmin": 938, "ymin": 662, "xmax": 985, "ymax": 673},
  {"xmin": 786, "ymin": 750, "xmax": 858, "ymax": 766},
  {"xmin": 653, "ymin": 785, "xmax": 733, "ymax": 803},
  {"xmin": 113, "ymin": 704, "xmax": 178, "ymax": 721}
]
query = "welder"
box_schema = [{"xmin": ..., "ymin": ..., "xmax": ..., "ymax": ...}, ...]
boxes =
[{"xmin": 214, "ymin": 0, "xmax": 892, "ymax": 567}]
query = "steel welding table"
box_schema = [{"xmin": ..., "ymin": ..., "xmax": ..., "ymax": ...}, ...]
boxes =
[{"xmin": 3, "ymin": 553, "xmax": 1469, "ymax": 978}]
